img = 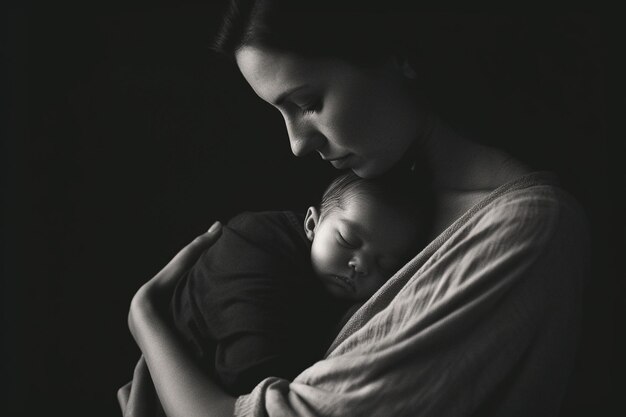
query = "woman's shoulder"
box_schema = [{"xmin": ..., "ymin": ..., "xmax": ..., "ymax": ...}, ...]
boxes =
[
  {"xmin": 465, "ymin": 171, "xmax": 590, "ymax": 251},
  {"xmin": 482, "ymin": 171, "xmax": 586, "ymax": 222},
  {"xmin": 426, "ymin": 171, "xmax": 590, "ymax": 268}
]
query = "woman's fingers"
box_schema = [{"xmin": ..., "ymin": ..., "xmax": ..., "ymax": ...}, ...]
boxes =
[
  {"xmin": 117, "ymin": 381, "xmax": 132, "ymax": 414},
  {"xmin": 124, "ymin": 356, "xmax": 157, "ymax": 417}
]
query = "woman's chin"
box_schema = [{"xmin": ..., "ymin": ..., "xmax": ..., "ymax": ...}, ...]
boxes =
[{"xmin": 351, "ymin": 162, "xmax": 385, "ymax": 179}]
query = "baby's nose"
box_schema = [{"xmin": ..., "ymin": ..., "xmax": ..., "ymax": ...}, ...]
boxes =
[{"xmin": 348, "ymin": 258, "xmax": 368, "ymax": 276}]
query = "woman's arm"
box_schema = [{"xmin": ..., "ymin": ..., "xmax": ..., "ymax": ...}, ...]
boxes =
[
  {"xmin": 117, "ymin": 380, "xmax": 131, "ymax": 414},
  {"xmin": 128, "ymin": 222, "xmax": 236, "ymax": 417},
  {"xmin": 118, "ymin": 356, "xmax": 164, "ymax": 417}
]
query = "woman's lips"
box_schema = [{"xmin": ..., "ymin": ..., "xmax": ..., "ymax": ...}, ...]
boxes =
[{"xmin": 328, "ymin": 155, "xmax": 351, "ymax": 169}]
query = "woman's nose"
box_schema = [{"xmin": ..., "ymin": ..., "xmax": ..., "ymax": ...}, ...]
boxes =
[{"xmin": 284, "ymin": 118, "xmax": 325, "ymax": 157}]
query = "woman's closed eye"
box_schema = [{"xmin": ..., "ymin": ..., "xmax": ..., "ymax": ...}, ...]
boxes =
[{"xmin": 295, "ymin": 98, "xmax": 322, "ymax": 115}]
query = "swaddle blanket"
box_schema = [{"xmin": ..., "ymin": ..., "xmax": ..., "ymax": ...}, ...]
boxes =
[{"xmin": 235, "ymin": 172, "xmax": 589, "ymax": 417}]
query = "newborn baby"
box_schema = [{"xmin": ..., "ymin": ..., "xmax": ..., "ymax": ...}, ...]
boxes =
[{"xmin": 171, "ymin": 170, "xmax": 428, "ymax": 395}]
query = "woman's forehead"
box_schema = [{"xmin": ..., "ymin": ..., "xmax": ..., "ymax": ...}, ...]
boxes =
[
  {"xmin": 236, "ymin": 46, "xmax": 314, "ymax": 100},
  {"xmin": 235, "ymin": 45, "xmax": 360, "ymax": 104}
]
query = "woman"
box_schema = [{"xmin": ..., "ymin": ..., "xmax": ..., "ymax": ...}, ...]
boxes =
[{"xmin": 118, "ymin": 4, "xmax": 589, "ymax": 417}]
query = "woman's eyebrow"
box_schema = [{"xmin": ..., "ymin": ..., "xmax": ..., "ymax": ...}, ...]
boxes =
[{"xmin": 274, "ymin": 84, "xmax": 310, "ymax": 106}]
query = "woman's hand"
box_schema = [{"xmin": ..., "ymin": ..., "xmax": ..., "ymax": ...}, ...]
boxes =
[
  {"xmin": 118, "ymin": 219, "xmax": 221, "ymax": 417},
  {"xmin": 128, "ymin": 221, "xmax": 222, "ymax": 339},
  {"xmin": 124, "ymin": 221, "xmax": 235, "ymax": 417},
  {"xmin": 117, "ymin": 356, "xmax": 164, "ymax": 417}
]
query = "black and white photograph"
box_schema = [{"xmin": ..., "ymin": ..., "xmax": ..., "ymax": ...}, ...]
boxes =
[{"xmin": 3, "ymin": 3, "xmax": 623, "ymax": 416}]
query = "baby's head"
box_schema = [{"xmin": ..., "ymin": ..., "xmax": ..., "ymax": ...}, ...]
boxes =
[{"xmin": 304, "ymin": 171, "xmax": 428, "ymax": 300}]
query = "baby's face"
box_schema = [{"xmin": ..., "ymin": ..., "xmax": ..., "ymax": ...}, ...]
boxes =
[{"xmin": 308, "ymin": 195, "xmax": 419, "ymax": 300}]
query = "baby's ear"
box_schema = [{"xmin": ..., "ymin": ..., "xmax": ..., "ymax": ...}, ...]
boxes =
[{"xmin": 304, "ymin": 206, "xmax": 319, "ymax": 241}]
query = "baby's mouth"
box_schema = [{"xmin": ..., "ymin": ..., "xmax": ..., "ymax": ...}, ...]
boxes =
[{"xmin": 333, "ymin": 275, "xmax": 356, "ymax": 293}]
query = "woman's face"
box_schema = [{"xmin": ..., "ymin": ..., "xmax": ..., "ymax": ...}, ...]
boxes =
[
  {"xmin": 304, "ymin": 194, "xmax": 418, "ymax": 300},
  {"xmin": 235, "ymin": 46, "xmax": 424, "ymax": 178}
]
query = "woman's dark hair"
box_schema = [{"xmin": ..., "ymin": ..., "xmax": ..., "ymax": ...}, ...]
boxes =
[
  {"xmin": 211, "ymin": 0, "xmax": 414, "ymax": 66},
  {"xmin": 212, "ymin": 5, "xmax": 597, "ymax": 182}
]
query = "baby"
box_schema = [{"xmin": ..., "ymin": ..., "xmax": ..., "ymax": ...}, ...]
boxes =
[
  {"xmin": 304, "ymin": 171, "xmax": 426, "ymax": 300},
  {"xmin": 170, "ymin": 170, "xmax": 428, "ymax": 395}
]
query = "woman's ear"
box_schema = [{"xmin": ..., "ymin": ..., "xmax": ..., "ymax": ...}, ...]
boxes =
[{"xmin": 304, "ymin": 206, "xmax": 319, "ymax": 241}]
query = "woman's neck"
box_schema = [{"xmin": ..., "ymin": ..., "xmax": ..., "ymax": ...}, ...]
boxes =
[
  {"xmin": 418, "ymin": 115, "xmax": 532, "ymax": 237},
  {"xmin": 423, "ymin": 116, "xmax": 532, "ymax": 193}
]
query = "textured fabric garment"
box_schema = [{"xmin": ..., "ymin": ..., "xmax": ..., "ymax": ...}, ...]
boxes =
[
  {"xmin": 171, "ymin": 211, "xmax": 351, "ymax": 396},
  {"xmin": 235, "ymin": 172, "xmax": 590, "ymax": 417}
]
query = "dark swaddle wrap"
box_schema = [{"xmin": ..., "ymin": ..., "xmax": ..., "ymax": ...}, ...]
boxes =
[{"xmin": 170, "ymin": 210, "xmax": 350, "ymax": 395}]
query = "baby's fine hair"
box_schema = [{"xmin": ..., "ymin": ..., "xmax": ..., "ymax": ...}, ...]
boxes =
[{"xmin": 319, "ymin": 171, "xmax": 424, "ymax": 221}]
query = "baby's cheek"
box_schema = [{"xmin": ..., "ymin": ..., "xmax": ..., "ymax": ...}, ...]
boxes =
[{"xmin": 312, "ymin": 240, "xmax": 338, "ymax": 270}]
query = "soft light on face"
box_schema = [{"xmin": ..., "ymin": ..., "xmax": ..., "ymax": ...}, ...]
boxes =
[
  {"xmin": 305, "ymin": 194, "xmax": 419, "ymax": 300},
  {"xmin": 235, "ymin": 45, "xmax": 424, "ymax": 178}
]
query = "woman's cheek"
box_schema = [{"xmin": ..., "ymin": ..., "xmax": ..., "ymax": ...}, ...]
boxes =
[
  {"xmin": 320, "ymin": 95, "xmax": 368, "ymax": 149},
  {"xmin": 316, "ymin": 101, "xmax": 342, "ymax": 143}
]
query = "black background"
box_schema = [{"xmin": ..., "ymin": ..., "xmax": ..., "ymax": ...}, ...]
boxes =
[{"xmin": 2, "ymin": 4, "xmax": 623, "ymax": 417}]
